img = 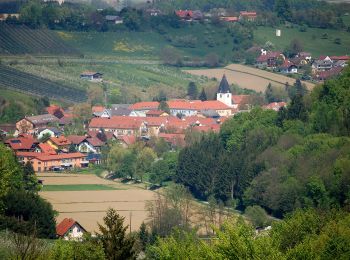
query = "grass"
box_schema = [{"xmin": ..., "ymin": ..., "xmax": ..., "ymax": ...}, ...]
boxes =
[
  {"xmin": 73, "ymin": 166, "xmax": 106, "ymax": 177},
  {"xmin": 41, "ymin": 184, "xmax": 119, "ymax": 191},
  {"xmin": 254, "ymin": 26, "xmax": 350, "ymax": 57}
]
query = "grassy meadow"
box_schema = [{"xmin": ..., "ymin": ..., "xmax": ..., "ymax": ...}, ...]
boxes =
[{"xmin": 254, "ymin": 26, "xmax": 350, "ymax": 57}]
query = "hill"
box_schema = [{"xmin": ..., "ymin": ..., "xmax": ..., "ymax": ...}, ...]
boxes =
[
  {"xmin": 0, "ymin": 24, "xmax": 81, "ymax": 56},
  {"xmin": 0, "ymin": 65, "xmax": 87, "ymax": 102}
]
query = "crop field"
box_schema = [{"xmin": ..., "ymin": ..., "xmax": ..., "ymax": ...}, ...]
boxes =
[
  {"xmin": 0, "ymin": 65, "xmax": 87, "ymax": 102},
  {"xmin": 0, "ymin": 24, "xmax": 80, "ymax": 56},
  {"xmin": 38, "ymin": 173, "xmax": 155, "ymax": 232},
  {"xmin": 254, "ymin": 26, "xmax": 350, "ymax": 57},
  {"xmin": 184, "ymin": 64, "xmax": 315, "ymax": 92}
]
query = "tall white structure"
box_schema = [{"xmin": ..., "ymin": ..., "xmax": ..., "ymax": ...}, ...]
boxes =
[{"xmin": 216, "ymin": 74, "xmax": 232, "ymax": 107}]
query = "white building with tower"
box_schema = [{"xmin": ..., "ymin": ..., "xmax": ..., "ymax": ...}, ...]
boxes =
[{"xmin": 216, "ymin": 74, "xmax": 232, "ymax": 107}]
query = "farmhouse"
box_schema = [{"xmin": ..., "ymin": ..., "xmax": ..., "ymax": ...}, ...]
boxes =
[
  {"xmin": 16, "ymin": 114, "xmax": 59, "ymax": 134},
  {"xmin": 175, "ymin": 10, "xmax": 194, "ymax": 20},
  {"xmin": 105, "ymin": 15, "xmax": 123, "ymax": 24},
  {"xmin": 129, "ymin": 102, "xmax": 160, "ymax": 116},
  {"xmin": 279, "ymin": 60, "xmax": 298, "ymax": 74},
  {"xmin": 37, "ymin": 127, "xmax": 61, "ymax": 140},
  {"xmin": 89, "ymin": 116, "xmax": 145, "ymax": 136},
  {"xmin": 56, "ymin": 218, "xmax": 86, "ymax": 241},
  {"xmin": 80, "ymin": 71, "xmax": 103, "ymax": 82},
  {"xmin": 5, "ymin": 134, "xmax": 39, "ymax": 152},
  {"xmin": 256, "ymin": 52, "xmax": 285, "ymax": 68},
  {"xmin": 46, "ymin": 136, "xmax": 71, "ymax": 151}
]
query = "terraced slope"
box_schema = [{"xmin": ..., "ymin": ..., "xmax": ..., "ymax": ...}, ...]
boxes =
[
  {"xmin": 0, "ymin": 65, "xmax": 87, "ymax": 102},
  {"xmin": 0, "ymin": 24, "xmax": 81, "ymax": 56}
]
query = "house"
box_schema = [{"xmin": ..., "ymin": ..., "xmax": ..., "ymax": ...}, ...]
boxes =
[
  {"xmin": 16, "ymin": 114, "xmax": 59, "ymax": 134},
  {"xmin": 232, "ymin": 95, "xmax": 251, "ymax": 110},
  {"xmin": 192, "ymin": 10, "xmax": 203, "ymax": 20},
  {"xmin": 256, "ymin": 52, "xmax": 285, "ymax": 68},
  {"xmin": 46, "ymin": 136, "xmax": 71, "ymax": 151},
  {"xmin": 279, "ymin": 60, "xmax": 298, "ymax": 74},
  {"xmin": 158, "ymin": 133, "xmax": 186, "ymax": 148},
  {"xmin": 262, "ymin": 102, "xmax": 287, "ymax": 111},
  {"xmin": 30, "ymin": 152, "xmax": 88, "ymax": 172},
  {"xmin": 117, "ymin": 135, "xmax": 137, "ymax": 148},
  {"xmin": 145, "ymin": 9, "xmax": 162, "ymax": 16},
  {"xmin": 5, "ymin": 134, "xmax": 39, "ymax": 152},
  {"xmin": 85, "ymin": 137, "xmax": 105, "ymax": 153},
  {"xmin": 89, "ymin": 116, "xmax": 145, "ymax": 136},
  {"xmin": 175, "ymin": 10, "xmax": 193, "ymax": 20},
  {"xmin": 239, "ymin": 11, "xmax": 257, "ymax": 21},
  {"xmin": 94, "ymin": 105, "xmax": 131, "ymax": 118},
  {"xmin": 0, "ymin": 124, "xmax": 16, "ymax": 137},
  {"xmin": 128, "ymin": 102, "xmax": 160, "ymax": 116},
  {"xmin": 80, "ymin": 71, "xmax": 103, "ymax": 82},
  {"xmin": 314, "ymin": 66, "xmax": 343, "ymax": 81},
  {"xmin": 146, "ymin": 110, "xmax": 169, "ymax": 117},
  {"xmin": 312, "ymin": 59, "xmax": 333, "ymax": 72},
  {"xmin": 0, "ymin": 13, "xmax": 20, "ymax": 21},
  {"xmin": 297, "ymin": 52, "xmax": 312, "ymax": 62},
  {"xmin": 105, "ymin": 15, "xmax": 123, "ymax": 24},
  {"xmin": 37, "ymin": 127, "xmax": 61, "ymax": 140},
  {"xmin": 220, "ymin": 16, "xmax": 238, "ymax": 22},
  {"xmin": 86, "ymin": 153, "xmax": 102, "ymax": 165},
  {"xmin": 35, "ymin": 143, "xmax": 56, "ymax": 155},
  {"xmin": 46, "ymin": 105, "xmax": 65, "ymax": 119},
  {"xmin": 56, "ymin": 218, "xmax": 86, "ymax": 241}
]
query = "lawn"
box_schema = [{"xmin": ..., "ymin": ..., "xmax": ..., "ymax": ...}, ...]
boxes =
[
  {"xmin": 254, "ymin": 26, "xmax": 350, "ymax": 57},
  {"xmin": 41, "ymin": 184, "xmax": 119, "ymax": 191}
]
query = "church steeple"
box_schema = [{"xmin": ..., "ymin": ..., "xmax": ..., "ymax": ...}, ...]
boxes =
[
  {"xmin": 216, "ymin": 74, "xmax": 232, "ymax": 107},
  {"xmin": 217, "ymin": 74, "xmax": 231, "ymax": 93}
]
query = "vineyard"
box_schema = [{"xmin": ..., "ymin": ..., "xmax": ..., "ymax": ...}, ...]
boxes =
[
  {"xmin": 0, "ymin": 24, "xmax": 81, "ymax": 56},
  {"xmin": 0, "ymin": 65, "xmax": 87, "ymax": 102}
]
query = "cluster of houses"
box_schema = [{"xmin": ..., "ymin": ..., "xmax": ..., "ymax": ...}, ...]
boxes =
[
  {"xmin": 1, "ymin": 75, "xmax": 288, "ymax": 173},
  {"xmin": 174, "ymin": 9, "xmax": 257, "ymax": 23},
  {"xmin": 254, "ymin": 48, "xmax": 348, "ymax": 80}
]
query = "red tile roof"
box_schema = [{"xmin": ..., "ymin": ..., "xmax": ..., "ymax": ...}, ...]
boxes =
[
  {"xmin": 16, "ymin": 151, "xmax": 44, "ymax": 158},
  {"xmin": 38, "ymin": 143, "xmax": 57, "ymax": 155},
  {"xmin": 118, "ymin": 135, "xmax": 137, "ymax": 146},
  {"xmin": 183, "ymin": 116, "xmax": 216, "ymax": 126},
  {"xmin": 46, "ymin": 105, "xmax": 64, "ymax": 116},
  {"xmin": 167, "ymin": 100, "xmax": 230, "ymax": 110},
  {"xmin": 158, "ymin": 133, "xmax": 185, "ymax": 146},
  {"xmin": 221, "ymin": 16, "xmax": 238, "ymax": 22},
  {"xmin": 56, "ymin": 218, "xmax": 85, "ymax": 237},
  {"xmin": 315, "ymin": 67, "xmax": 343, "ymax": 80},
  {"xmin": 66, "ymin": 135, "xmax": 87, "ymax": 145},
  {"xmin": 49, "ymin": 136, "xmax": 71, "ymax": 146},
  {"xmin": 330, "ymin": 56, "xmax": 350, "ymax": 61},
  {"xmin": 129, "ymin": 102, "xmax": 159, "ymax": 111},
  {"xmin": 36, "ymin": 152, "xmax": 85, "ymax": 162},
  {"xmin": 240, "ymin": 11, "xmax": 257, "ymax": 17},
  {"xmin": 86, "ymin": 137, "xmax": 105, "ymax": 147},
  {"xmin": 5, "ymin": 135, "xmax": 38, "ymax": 150},
  {"xmin": 175, "ymin": 10, "xmax": 193, "ymax": 18},
  {"xmin": 232, "ymin": 95, "xmax": 250, "ymax": 105},
  {"xmin": 89, "ymin": 116, "xmax": 143, "ymax": 129},
  {"xmin": 92, "ymin": 106, "xmax": 105, "ymax": 113},
  {"xmin": 192, "ymin": 124, "xmax": 221, "ymax": 133},
  {"xmin": 280, "ymin": 59, "xmax": 295, "ymax": 69}
]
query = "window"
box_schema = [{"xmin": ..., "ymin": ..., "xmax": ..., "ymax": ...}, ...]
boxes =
[
  {"xmin": 227, "ymin": 94, "xmax": 229, "ymax": 97},
  {"xmin": 220, "ymin": 94, "xmax": 222, "ymax": 98},
  {"xmin": 38, "ymin": 162, "xmax": 41, "ymax": 165}
]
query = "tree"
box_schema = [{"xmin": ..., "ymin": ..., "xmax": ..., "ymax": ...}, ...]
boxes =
[
  {"xmin": 245, "ymin": 205, "xmax": 270, "ymax": 228},
  {"xmin": 158, "ymin": 101, "xmax": 170, "ymax": 114},
  {"xmin": 149, "ymin": 159, "xmax": 170, "ymax": 186},
  {"xmin": 285, "ymin": 39, "xmax": 303, "ymax": 58},
  {"xmin": 160, "ymin": 46, "xmax": 182, "ymax": 66},
  {"xmin": 107, "ymin": 144, "xmax": 129, "ymax": 175},
  {"xmin": 87, "ymin": 85, "xmax": 104, "ymax": 105},
  {"xmin": 187, "ymin": 82, "xmax": 198, "ymax": 100},
  {"xmin": 199, "ymin": 88, "xmax": 207, "ymax": 101},
  {"xmin": 205, "ymin": 53, "xmax": 219, "ymax": 67},
  {"xmin": 23, "ymin": 161, "xmax": 39, "ymax": 192},
  {"xmin": 136, "ymin": 147, "xmax": 156, "ymax": 182},
  {"xmin": 97, "ymin": 208, "xmax": 135, "ymax": 260},
  {"xmin": 49, "ymin": 236, "xmax": 105, "ymax": 260},
  {"xmin": 275, "ymin": 0, "xmax": 292, "ymax": 21},
  {"xmin": 287, "ymin": 94, "xmax": 308, "ymax": 121},
  {"xmin": 19, "ymin": 0, "xmax": 43, "ymax": 28},
  {"xmin": 138, "ymin": 222, "xmax": 149, "ymax": 251}
]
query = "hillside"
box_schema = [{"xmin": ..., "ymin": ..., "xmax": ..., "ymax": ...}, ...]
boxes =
[
  {"xmin": 0, "ymin": 65, "xmax": 87, "ymax": 102},
  {"xmin": 0, "ymin": 24, "xmax": 81, "ymax": 56}
]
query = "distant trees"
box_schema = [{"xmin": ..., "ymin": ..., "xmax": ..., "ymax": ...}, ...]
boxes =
[
  {"xmin": 187, "ymin": 82, "xmax": 198, "ymax": 100},
  {"xmin": 198, "ymin": 88, "xmax": 207, "ymax": 101}
]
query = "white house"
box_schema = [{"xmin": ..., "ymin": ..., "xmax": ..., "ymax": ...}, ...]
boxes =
[
  {"xmin": 56, "ymin": 218, "xmax": 86, "ymax": 241},
  {"xmin": 37, "ymin": 127, "xmax": 61, "ymax": 140}
]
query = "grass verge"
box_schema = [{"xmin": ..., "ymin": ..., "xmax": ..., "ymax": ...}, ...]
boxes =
[{"xmin": 41, "ymin": 184, "xmax": 118, "ymax": 191}]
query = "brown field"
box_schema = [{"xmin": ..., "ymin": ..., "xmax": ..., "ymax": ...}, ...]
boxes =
[
  {"xmin": 38, "ymin": 173, "xmax": 156, "ymax": 233},
  {"xmin": 184, "ymin": 64, "xmax": 315, "ymax": 92}
]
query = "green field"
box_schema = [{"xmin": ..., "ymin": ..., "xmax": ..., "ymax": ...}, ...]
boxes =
[
  {"xmin": 41, "ymin": 184, "xmax": 119, "ymax": 191},
  {"xmin": 0, "ymin": 24, "xmax": 80, "ymax": 56},
  {"xmin": 57, "ymin": 23, "xmax": 234, "ymax": 59},
  {"xmin": 254, "ymin": 26, "xmax": 350, "ymax": 57}
]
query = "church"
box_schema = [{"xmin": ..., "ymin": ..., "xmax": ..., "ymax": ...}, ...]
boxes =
[{"xmin": 216, "ymin": 74, "xmax": 250, "ymax": 110}]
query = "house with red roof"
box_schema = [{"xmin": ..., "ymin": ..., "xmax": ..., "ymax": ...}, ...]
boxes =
[
  {"xmin": 46, "ymin": 105, "xmax": 65, "ymax": 119},
  {"xmin": 5, "ymin": 134, "xmax": 39, "ymax": 152},
  {"xmin": 56, "ymin": 218, "xmax": 86, "ymax": 240},
  {"xmin": 220, "ymin": 16, "xmax": 238, "ymax": 23},
  {"xmin": 279, "ymin": 60, "xmax": 298, "ymax": 74},
  {"xmin": 239, "ymin": 11, "xmax": 257, "ymax": 21},
  {"xmin": 175, "ymin": 10, "xmax": 194, "ymax": 20},
  {"xmin": 16, "ymin": 114, "xmax": 60, "ymax": 134},
  {"xmin": 158, "ymin": 133, "xmax": 186, "ymax": 148},
  {"xmin": 314, "ymin": 66, "xmax": 344, "ymax": 81},
  {"xmin": 128, "ymin": 102, "xmax": 160, "ymax": 117},
  {"xmin": 262, "ymin": 102, "xmax": 287, "ymax": 111},
  {"xmin": 256, "ymin": 52, "xmax": 285, "ymax": 68},
  {"xmin": 89, "ymin": 116, "xmax": 145, "ymax": 136},
  {"xmin": 167, "ymin": 100, "xmax": 232, "ymax": 117},
  {"xmin": 117, "ymin": 135, "xmax": 137, "ymax": 148},
  {"xmin": 35, "ymin": 143, "xmax": 57, "ymax": 155},
  {"xmin": 46, "ymin": 136, "xmax": 71, "ymax": 151}
]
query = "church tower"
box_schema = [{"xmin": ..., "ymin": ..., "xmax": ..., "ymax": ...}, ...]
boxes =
[{"xmin": 216, "ymin": 74, "xmax": 232, "ymax": 107}]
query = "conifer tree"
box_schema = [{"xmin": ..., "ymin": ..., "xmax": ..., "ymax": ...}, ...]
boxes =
[
  {"xmin": 187, "ymin": 82, "xmax": 198, "ymax": 100},
  {"xmin": 98, "ymin": 208, "xmax": 135, "ymax": 260},
  {"xmin": 199, "ymin": 88, "xmax": 207, "ymax": 101}
]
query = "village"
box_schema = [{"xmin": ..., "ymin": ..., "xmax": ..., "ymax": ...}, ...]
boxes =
[{"xmin": 1, "ymin": 74, "xmax": 285, "ymax": 174}]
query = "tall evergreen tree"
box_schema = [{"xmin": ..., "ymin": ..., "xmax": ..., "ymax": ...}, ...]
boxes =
[
  {"xmin": 187, "ymin": 82, "xmax": 198, "ymax": 100},
  {"xmin": 199, "ymin": 88, "xmax": 207, "ymax": 101},
  {"xmin": 23, "ymin": 161, "xmax": 39, "ymax": 192},
  {"xmin": 98, "ymin": 208, "xmax": 135, "ymax": 260}
]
